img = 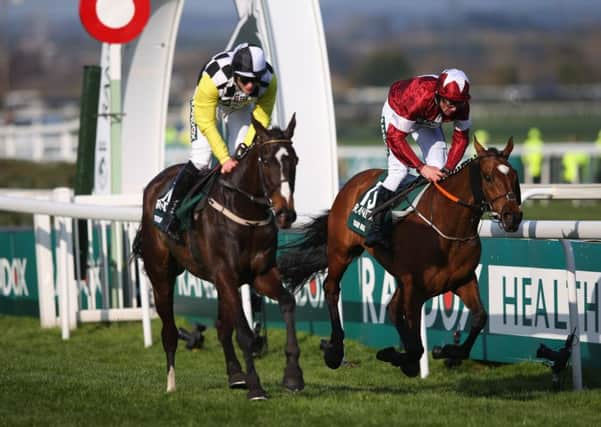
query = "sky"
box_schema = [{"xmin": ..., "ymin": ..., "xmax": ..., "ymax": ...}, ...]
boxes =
[{"xmin": 3, "ymin": 0, "xmax": 601, "ymax": 30}]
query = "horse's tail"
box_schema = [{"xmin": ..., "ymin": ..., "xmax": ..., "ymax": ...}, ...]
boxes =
[
  {"xmin": 128, "ymin": 224, "xmax": 143, "ymax": 265},
  {"xmin": 278, "ymin": 212, "xmax": 329, "ymax": 293}
]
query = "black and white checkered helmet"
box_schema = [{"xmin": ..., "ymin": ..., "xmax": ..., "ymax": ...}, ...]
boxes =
[{"xmin": 232, "ymin": 44, "xmax": 267, "ymax": 79}]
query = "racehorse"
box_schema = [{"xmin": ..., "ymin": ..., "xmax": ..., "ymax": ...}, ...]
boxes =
[
  {"xmin": 132, "ymin": 115, "xmax": 304, "ymax": 400},
  {"xmin": 278, "ymin": 137, "xmax": 522, "ymax": 377}
]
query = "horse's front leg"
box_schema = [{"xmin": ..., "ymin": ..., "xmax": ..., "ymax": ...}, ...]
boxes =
[
  {"xmin": 254, "ymin": 267, "xmax": 304, "ymax": 392},
  {"xmin": 376, "ymin": 285, "xmax": 423, "ymax": 378},
  {"xmin": 217, "ymin": 274, "xmax": 267, "ymax": 400},
  {"xmin": 432, "ymin": 273, "xmax": 487, "ymax": 362},
  {"xmin": 216, "ymin": 298, "xmax": 246, "ymax": 389}
]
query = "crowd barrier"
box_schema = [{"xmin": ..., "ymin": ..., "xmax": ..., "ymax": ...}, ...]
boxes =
[{"xmin": 1, "ymin": 185, "xmax": 600, "ymax": 390}]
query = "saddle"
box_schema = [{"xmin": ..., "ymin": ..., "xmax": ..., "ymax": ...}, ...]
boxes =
[
  {"xmin": 175, "ymin": 169, "xmax": 219, "ymax": 230},
  {"xmin": 347, "ymin": 173, "xmax": 428, "ymax": 237}
]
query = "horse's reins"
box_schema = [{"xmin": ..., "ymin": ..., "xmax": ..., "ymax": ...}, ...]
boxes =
[
  {"xmin": 417, "ymin": 156, "xmax": 518, "ymax": 240},
  {"xmin": 368, "ymin": 176, "xmax": 426, "ymax": 217},
  {"xmin": 431, "ymin": 180, "xmax": 482, "ymax": 211},
  {"xmin": 209, "ymin": 137, "xmax": 293, "ymax": 227},
  {"xmin": 414, "ymin": 180, "xmax": 482, "ymax": 241}
]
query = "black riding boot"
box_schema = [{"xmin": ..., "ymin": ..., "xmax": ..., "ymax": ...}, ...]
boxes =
[
  {"xmin": 154, "ymin": 161, "xmax": 198, "ymax": 244},
  {"xmin": 364, "ymin": 186, "xmax": 394, "ymax": 249}
]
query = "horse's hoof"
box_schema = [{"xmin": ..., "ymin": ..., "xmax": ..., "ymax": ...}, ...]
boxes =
[
  {"xmin": 320, "ymin": 339, "xmax": 344, "ymax": 369},
  {"xmin": 444, "ymin": 358, "xmax": 463, "ymax": 368},
  {"xmin": 283, "ymin": 378, "xmax": 305, "ymax": 392},
  {"xmin": 431, "ymin": 345, "xmax": 445, "ymax": 359},
  {"xmin": 228, "ymin": 372, "xmax": 247, "ymax": 389},
  {"xmin": 376, "ymin": 347, "xmax": 403, "ymax": 367},
  {"xmin": 432, "ymin": 344, "xmax": 466, "ymax": 360},
  {"xmin": 401, "ymin": 361, "xmax": 420, "ymax": 378},
  {"xmin": 282, "ymin": 375, "xmax": 305, "ymax": 392},
  {"xmin": 283, "ymin": 367, "xmax": 305, "ymax": 392},
  {"xmin": 247, "ymin": 388, "xmax": 268, "ymax": 401}
]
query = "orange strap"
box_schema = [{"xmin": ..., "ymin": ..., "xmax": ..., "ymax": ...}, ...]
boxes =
[{"xmin": 432, "ymin": 180, "xmax": 460, "ymax": 203}]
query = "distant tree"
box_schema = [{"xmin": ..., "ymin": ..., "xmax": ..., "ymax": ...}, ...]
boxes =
[
  {"xmin": 556, "ymin": 45, "xmax": 594, "ymax": 84},
  {"xmin": 350, "ymin": 50, "xmax": 412, "ymax": 86},
  {"xmin": 491, "ymin": 65, "xmax": 519, "ymax": 85}
]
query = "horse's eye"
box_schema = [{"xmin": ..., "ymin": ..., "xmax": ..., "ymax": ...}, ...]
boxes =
[{"xmin": 484, "ymin": 174, "xmax": 493, "ymax": 183}]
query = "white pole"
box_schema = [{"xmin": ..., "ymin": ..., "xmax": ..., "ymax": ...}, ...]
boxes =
[
  {"xmin": 65, "ymin": 213, "xmax": 78, "ymax": 331},
  {"xmin": 419, "ymin": 305, "xmax": 429, "ymax": 378},
  {"xmin": 241, "ymin": 284, "xmax": 253, "ymax": 329},
  {"xmin": 138, "ymin": 267, "xmax": 152, "ymax": 348},
  {"xmin": 114, "ymin": 221, "xmax": 124, "ymax": 308},
  {"xmin": 99, "ymin": 221, "xmax": 110, "ymax": 309},
  {"xmin": 34, "ymin": 213, "xmax": 56, "ymax": 328},
  {"xmin": 560, "ymin": 239, "xmax": 583, "ymax": 391},
  {"xmin": 53, "ymin": 189, "xmax": 70, "ymax": 340}
]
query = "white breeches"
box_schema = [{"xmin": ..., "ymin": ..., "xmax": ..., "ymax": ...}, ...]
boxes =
[
  {"xmin": 189, "ymin": 101, "xmax": 254, "ymax": 170},
  {"xmin": 380, "ymin": 105, "xmax": 448, "ymax": 191}
]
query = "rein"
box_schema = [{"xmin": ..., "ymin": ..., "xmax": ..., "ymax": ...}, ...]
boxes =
[
  {"xmin": 411, "ymin": 179, "xmax": 482, "ymax": 242},
  {"xmin": 431, "ymin": 180, "xmax": 483, "ymax": 211},
  {"xmin": 416, "ymin": 153, "xmax": 517, "ymax": 240},
  {"xmin": 213, "ymin": 136, "xmax": 293, "ymax": 227}
]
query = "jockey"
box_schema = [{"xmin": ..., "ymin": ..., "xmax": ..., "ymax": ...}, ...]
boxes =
[
  {"xmin": 155, "ymin": 43, "xmax": 277, "ymax": 243},
  {"xmin": 364, "ymin": 68, "xmax": 472, "ymax": 249}
]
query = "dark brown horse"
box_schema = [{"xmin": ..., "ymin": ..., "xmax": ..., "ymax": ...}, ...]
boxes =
[
  {"xmin": 132, "ymin": 115, "xmax": 304, "ymax": 400},
  {"xmin": 278, "ymin": 137, "xmax": 522, "ymax": 377}
]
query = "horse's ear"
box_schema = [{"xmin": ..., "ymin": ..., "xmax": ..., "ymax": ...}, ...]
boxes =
[
  {"xmin": 284, "ymin": 113, "xmax": 296, "ymax": 141},
  {"xmin": 474, "ymin": 135, "xmax": 485, "ymax": 156},
  {"xmin": 251, "ymin": 114, "xmax": 268, "ymax": 139},
  {"xmin": 501, "ymin": 136, "xmax": 514, "ymax": 158}
]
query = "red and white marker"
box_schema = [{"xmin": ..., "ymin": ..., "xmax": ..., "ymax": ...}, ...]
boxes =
[{"xmin": 79, "ymin": 0, "xmax": 150, "ymax": 44}]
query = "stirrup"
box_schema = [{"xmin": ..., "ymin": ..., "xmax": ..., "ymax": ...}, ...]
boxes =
[
  {"xmin": 365, "ymin": 229, "xmax": 390, "ymax": 249},
  {"xmin": 156, "ymin": 213, "xmax": 184, "ymax": 244},
  {"xmin": 364, "ymin": 230, "xmax": 382, "ymax": 247}
]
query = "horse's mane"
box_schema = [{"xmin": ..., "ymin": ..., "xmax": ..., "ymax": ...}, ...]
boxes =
[
  {"xmin": 441, "ymin": 155, "xmax": 477, "ymax": 182},
  {"xmin": 441, "ymin": 147, "xmax": 504, "ymax": 182}
]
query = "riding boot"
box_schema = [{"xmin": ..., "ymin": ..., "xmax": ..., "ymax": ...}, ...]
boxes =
[
  {"xmin": 364, "ymin": 186, "xmax": 395, "ymax": 249},
  {"xmin": 154, "ymin": 161, "xmax": 199, "ymax": 244}
]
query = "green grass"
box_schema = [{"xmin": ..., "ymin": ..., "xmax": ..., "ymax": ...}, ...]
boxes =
[
  {"xmin": 521, "ymin": 200, "xmax": 601, "ymax": 220},
  {"xmin": 1, "ymin": 315, "xmax": 600, "ymax": 426},
  {"xmin": 0, "ymin": 159, "xmax": 76, "ymax": 226}
]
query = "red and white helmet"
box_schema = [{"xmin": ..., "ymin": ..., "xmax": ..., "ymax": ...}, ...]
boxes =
[{"xmin": 437, "ymin": 69, "xmax": 471, "ymax": 102}]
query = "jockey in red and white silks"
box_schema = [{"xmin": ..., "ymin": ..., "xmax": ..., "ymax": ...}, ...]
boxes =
[
  {"xmin": 381, "ymin": 68, "xmax": 472, "ymax": 191},
  {"xmin": 365, "ymin": 68, "xmax": 472, "ymax": 249}
]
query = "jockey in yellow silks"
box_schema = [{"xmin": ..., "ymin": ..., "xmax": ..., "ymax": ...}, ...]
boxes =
[{"xmin": 155, "ymin": 43, "xmax": 277, "ymax": 243}]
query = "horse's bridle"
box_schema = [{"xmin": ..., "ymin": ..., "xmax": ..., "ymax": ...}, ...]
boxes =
[
  {"xmin": 417, "ymin": 154, "xmax": 518, "ymax": 240},
  {"xmin": 210, "ymin": 137, "xmax": 294, "ymax": 227}
]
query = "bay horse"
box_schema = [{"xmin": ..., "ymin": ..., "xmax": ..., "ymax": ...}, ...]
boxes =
[
  {"xmin": 278, "ymin": 137, "xmax": 522, "ymax": 377},
  {"xmin": 132, "ymin": 115, "xmax": 304, "ymax": 400}
]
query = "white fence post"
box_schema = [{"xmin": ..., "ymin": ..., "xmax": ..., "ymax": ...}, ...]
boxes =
[
  {"xmin": 138, "ymin": 267, "xmax": 153, "ymax": 348},
  {"xmin": 560, "ymin": 239, "xmax": 583, "ymax": 391},
  {"xmin": 241, "ymin": 284, "xmax": 253, "ymax": 330},
  {"xmin": 34, "ymin": 213, "xmax": 56, "ymax": 328},
  {"xmin": 53, "ymin": 188, "xmax": 77, "ymax": 337}
]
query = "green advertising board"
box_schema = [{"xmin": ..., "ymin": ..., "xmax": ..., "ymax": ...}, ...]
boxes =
[
  {"xmin": 174, "ymin": 235, "xmax": 601, "ymax": 369},
  {"xmin": 2, "ymin": 227, "xmax": 599, "ymax": 369},
  {"xmin": 0, "ymin": 228, "xmax": 39, "ymax": 317}
]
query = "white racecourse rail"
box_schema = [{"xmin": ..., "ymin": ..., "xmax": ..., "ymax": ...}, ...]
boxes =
[
  {"xmin": 0, "ymin": 185, "xmax": 600, "ymax": 389},
  {"xmin": 0, "ymin": 189, "xmax": 154, "ymax": 347}
]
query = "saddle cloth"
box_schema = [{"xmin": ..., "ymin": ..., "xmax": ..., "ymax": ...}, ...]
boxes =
[
  {"xmin": 346, "ymin": 173, "xmax": 428, "ymax": 237},
  {"xmin": 174, "ymin": 172, "xmax": 218, "ymax": 230}
]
